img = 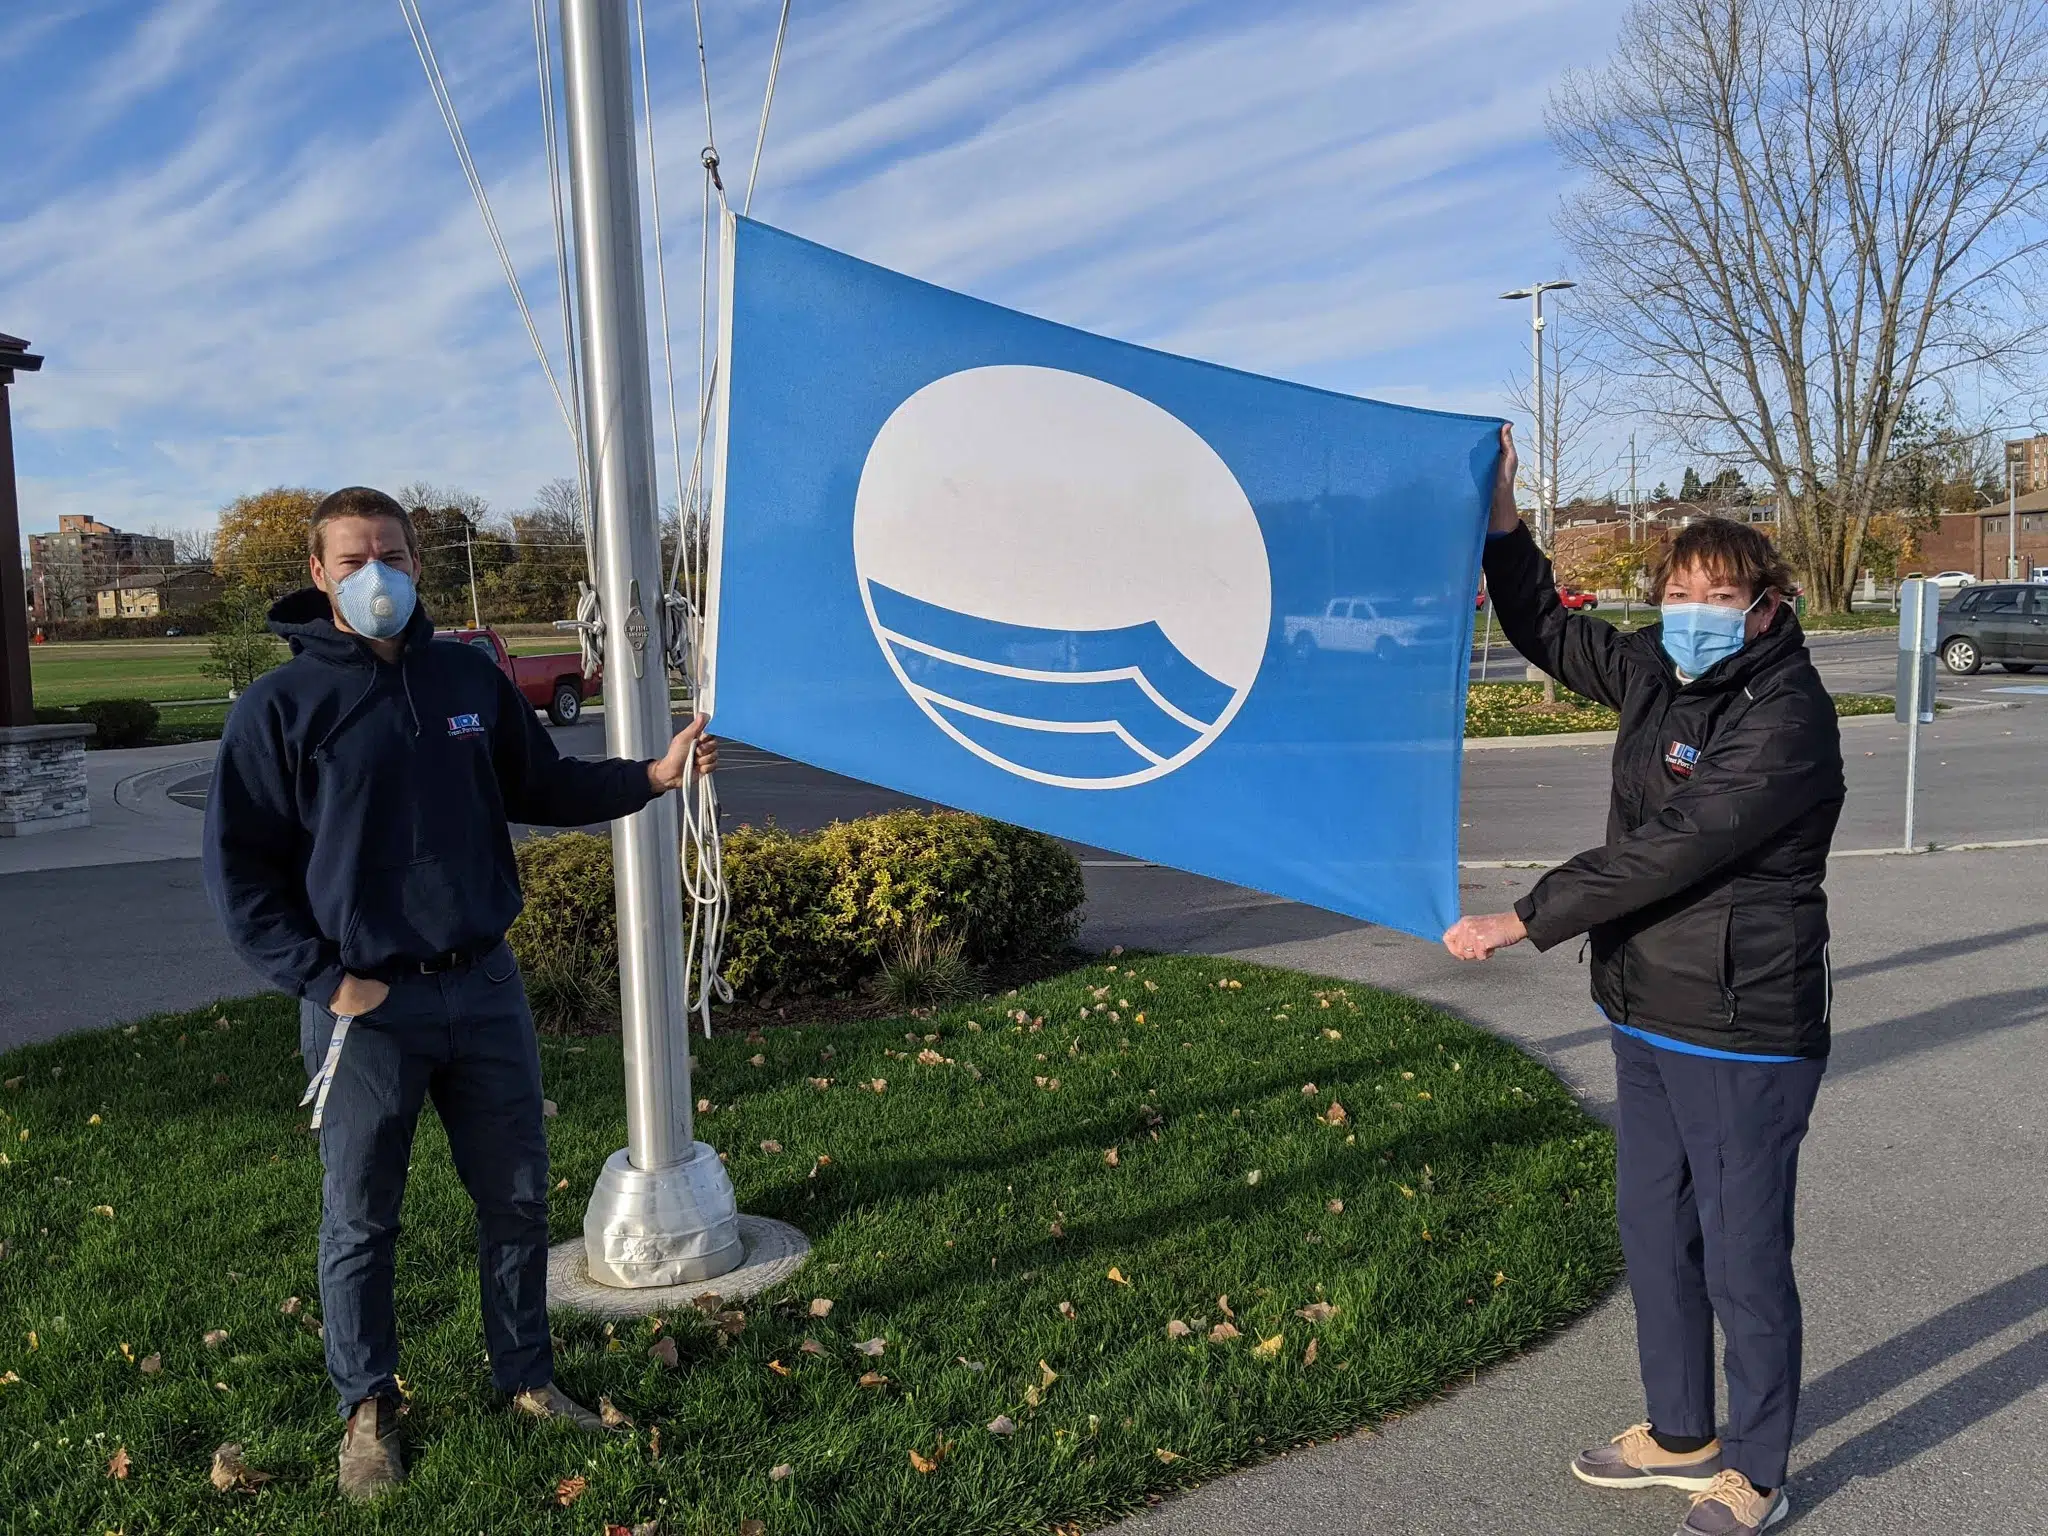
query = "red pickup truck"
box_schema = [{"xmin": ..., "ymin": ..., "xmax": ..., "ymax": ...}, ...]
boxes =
[{"xmin": 437, "ymin": 627, "xmax": 598, "ymax": 726}]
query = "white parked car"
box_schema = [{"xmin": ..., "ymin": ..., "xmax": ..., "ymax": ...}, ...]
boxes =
[
  {"xmin": 1927, "ymin": 571, "xmax": 1976, "ymax": 592},
  {"xmin": 1284, "ymin": 597, "xmax": 1423, "ymax": 661}
]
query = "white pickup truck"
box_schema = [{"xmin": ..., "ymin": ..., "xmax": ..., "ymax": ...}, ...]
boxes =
[{"xmin": 1284, "ymin": 597, "xmax": 1424, "ymax": 661}]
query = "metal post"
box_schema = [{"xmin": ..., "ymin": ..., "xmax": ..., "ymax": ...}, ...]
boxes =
[
  {"xmin": 2009, "ymin": 458, "xmax": 2019, "ymax": 580},
  {"xmin": 0, "ymin": 335, "xmax": 43, "ymax": 728},
  {"xmin": 1531, "ymin": 291, "xmax": 1546, "ymax": 552},
  {"xmin": 1896, "ymin": 577, "xmax": 1937, "ymax": 852},
  {"xmin": 559, "ymin": 0, "xmax": 740, "ymax": 1287}
]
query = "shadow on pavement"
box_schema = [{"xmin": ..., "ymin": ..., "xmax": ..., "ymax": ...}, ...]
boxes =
[
  {"xmin": 1830, "ymin": 920, "xmax": 2048, "ymax": 983},
  {"xmin": 1828, "ymin": 985, "xmax": 2048, "ymax": 1079}
]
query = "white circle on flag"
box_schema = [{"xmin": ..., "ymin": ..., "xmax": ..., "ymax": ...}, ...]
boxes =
[{"xmin": 853, "ymin": 364, "xmax": 1271, "ymax": 789}]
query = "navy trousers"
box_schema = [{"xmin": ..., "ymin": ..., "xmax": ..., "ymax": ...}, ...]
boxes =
[
  {"xmin": 299, "ymin": 942, "xmax": 554, "ymax": 1417},
  {"xmin": 1610, "ymin": 1027, "xmax": 1826, "ymax": 1490}
]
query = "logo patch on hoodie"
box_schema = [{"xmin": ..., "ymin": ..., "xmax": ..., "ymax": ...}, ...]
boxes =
[
  {"xmin": 1664, "ymin": 739, "xmax": 1700, "ymax": 777},
  {"xmin": 447, "ymin": 713, "xmax": 486, "ymax": 739}
]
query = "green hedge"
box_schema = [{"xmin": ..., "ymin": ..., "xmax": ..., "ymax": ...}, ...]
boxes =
[
  {"xmin": 33, "ymin": 697, "xmax": 160, "ymax": 748},
  {"xmin": 509, "ymin": 811, "xmax": 1085, "ymax": 1027}
]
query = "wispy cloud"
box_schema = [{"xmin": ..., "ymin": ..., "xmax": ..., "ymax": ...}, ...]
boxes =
[{"xmin": 4, "ymin": 0, "xmax": 1628, "ymax": 534}]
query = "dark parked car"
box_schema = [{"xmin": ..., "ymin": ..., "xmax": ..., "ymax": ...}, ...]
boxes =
[{"xmin": 1936, "ymin": 583, "xmax": 2046, "ymax": 675}]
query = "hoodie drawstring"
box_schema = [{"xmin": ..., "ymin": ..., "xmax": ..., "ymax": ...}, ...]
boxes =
[{"xmin": 399, "ymin": 654, "xmax": 423, "ymax": 736}]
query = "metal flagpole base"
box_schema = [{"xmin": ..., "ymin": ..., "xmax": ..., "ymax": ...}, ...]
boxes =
[
  {"xmin": 579, "ymin": 1142, "xmax": 745, "ymax": 1288},
  {"xmin": 550, "ymin": 1211, "xmax": 809, "ymax": 1317}
]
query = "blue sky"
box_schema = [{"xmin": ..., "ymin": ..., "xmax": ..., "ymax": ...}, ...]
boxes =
[{"xmin": 1, "ymin": 0, "xmax": 1635, "ymax": 538}]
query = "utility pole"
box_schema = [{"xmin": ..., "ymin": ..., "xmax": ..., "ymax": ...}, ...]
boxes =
[
  {"xmin": 1628, "ymin": 434, "xmax": 1638, "ymax": 544},
  {"xmin": 464, "ymin": 520, "xmax": 482, "ymax": 630},
  {"xmin": 559, "ymin": 0, "xmax": 741, "ymax": 1287},
  {"xmin": 2009, "ymin": 451, "xmax": 2020, "ymax": 580}
]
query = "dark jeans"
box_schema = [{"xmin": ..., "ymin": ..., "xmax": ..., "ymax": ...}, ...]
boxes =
[
  {"xmin": 1611, "ymin": 1027, "xmax": 1826, "ymax": 1490},
  {"xmin": 299, "ymin": 942, "xmax": 553, "ymax": 1418}
]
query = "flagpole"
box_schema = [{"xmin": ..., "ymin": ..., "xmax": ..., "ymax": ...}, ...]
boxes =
[{"xmin": 559, "ymin": 0, "xmax": 741, "ymax": 1286}]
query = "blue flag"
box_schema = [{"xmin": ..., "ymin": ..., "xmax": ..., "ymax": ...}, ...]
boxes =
[{"xmin": 705, "ymin": 215, "xmax": 1501, "ymax": 938}]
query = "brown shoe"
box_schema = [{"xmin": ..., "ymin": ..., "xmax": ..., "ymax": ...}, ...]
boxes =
[
  {"xmin": 1572, "ymin": 1422, "xmax": 1724, "ymax": 1492},
  {"xmin": 338, "ymin": 1395, "xmax": 406, "ymax": 1502},
  {"xmin": 511, "ymin": 1382, "xmax": 612, "ymax": 1433},
  {"xmin": 1680, "ymin": 1469, "xmax": 1790, "ymax": 1534}
]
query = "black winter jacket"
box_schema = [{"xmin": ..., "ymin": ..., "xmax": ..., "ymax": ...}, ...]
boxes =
[
  {"xmin": 203, "ymin": 589, "xmax": 655, "ymax": 1006},
  {"xmin": 1483, "ymin": 525, "xmax": 1845, "ymax": 1058}
]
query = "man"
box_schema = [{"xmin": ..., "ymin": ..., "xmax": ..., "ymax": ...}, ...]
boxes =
[
  {"xmin": 1443, "ymin": 427, "xmax": 1842, "ymax": 1536},
  {"xmin": 203, "ymin": 486, "xmax": 716, "ymax": 1501}
]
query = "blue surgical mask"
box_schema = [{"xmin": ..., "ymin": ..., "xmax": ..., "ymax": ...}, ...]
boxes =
[
  {"xmin": 332, "ymin": 560, "xmax": 417, "ymax": 641},
  {"xmin": 1660, "ymin": 591, "xmax": 1766, "ymax": 678}
]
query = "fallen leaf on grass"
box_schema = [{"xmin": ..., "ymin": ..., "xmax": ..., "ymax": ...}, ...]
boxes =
[
  {"xmin": 1304, "ymin": 1338, "xmax": 1319, "ymax": 1367},
  {"xmin": 1103, "ymin": 1146, "xmax": 1120, "ymax": 1167},
  {"xmin": 955, "ymin": 1356, "xmax": 985, "ymax": 1371},
  {"xmin": 1155, "ymin": 1448, "xmax": 1182, "ymax": 1463},
  {"xmin": 1107, "ymin": 1267, "xmax": 1130, "ymax": 1286},
  {"xmin": 916, "ymin": 1049, "xmax": 946, "ymax": 1066},
  {"xmin": 649, "ymin": 1337, "xmax": 680, "ymax": 1367},
  {"xmin": 854, "ymin": 1337, "xmax": 886, "ymax": 1357},
  {"xmin": 1166, "ymin": 1320, "xmax": 1191, "ymax": 1339},
  {"xmin": 554, "ymin": 1178, "xmax": 569, "ymax": 1192},
  {"xmin": 1252, "ymin": 1334, "xmax": 1284, "ymax": 1359},
  {"xmin": 280, "ymin": 1296, "xmax": 302, "ymax": 1316},
  {"xmin": 988, "ymin": 1415, "xmax": 1017, "ymax": 1436},
  {"xmin": 807, "ymin": 1297, "xmax": 834, "ymax": 1318},
  {"xmin": 600, "ymin": 1396, "xmax": 635, "ymax": 1428},
  {"xmin": 865, "ymin": 1079, "xmax": 888, "ymax": 1094},
  {"xmin": 541, "ymin": 1099, "xmax": 558, "ymax": 1118},
  {"xmin": 209, "ymin": 1442, "xmax": 272, "ymax": 1491},
  {"xmin": 1039, "ymin": 1360, "xmax": 1059, "ymax": 1388},
  {"xmin": 769, "ymin": 1462, "xmax": 794, "ymax": 1481},
  {"xmin": 748, "ymin": 1055, "xmax": 766, "ymax": 1068},
  {"xmin": 799, "ymin": 1339, "xmax": 826, "ymax": 1357},
  {"xmin": 1296, "ymin": 1302, "xmax": 1337, "ymax": 1323},
  {"xmin": 1208, "ymin": 1322, "xmax": 1241, "ymax": 1343},
  {"xmin": 856, "ymin": 1371, "xmax": 888, "ymax": 1389},
  {"xmin": 1327, "ymin": 1199, "xmax": 1345, "ymax": 1214},
  {"xmin": 740, "ymin": 1522, "xmax": 766, "ymax": 1536},
  {"xmin": 807, "ymin": 1077, "xmax": 832, "ymax": 1090},
  {"xmin": 107, "ymin": 1447, "xmax": 131, "ymax": 1479},
  {"xmin": 88, "ymin": 1114, "xmax": 102, "ymax": 1126},
  {"xmin": 93, "ymin": 1205, "xmax": 116, "ymax": 1219},
  {"xmin": 139, "ymin": 1353, "xmax": 162, "ymax": 1374},
  {"xmin": 908, "ymin": 1442, "xmax": 949, "ymax": 1474},
  {"xmin": 1023, "ymin": 1385, "xmax": 1043, "ymax": 1407},
  {"xmin": 691, "ymin": 1291, "xmax": 724, "ymax": 1313},
  {"xmin": 697, "ymin": 1098, "xmax": 713, "ymax": 1112},
  {"xmin": 759, "ymin": 1141, "xmax": 783, "ymax": 1155},
  {"xmin": 1321, "ymin": 1101, "xmax": 1349, "ymax": 1126},
  {"xmin": 1057, "ymin": 1301, "xmax": 1077, "ymax": 1320},
  {"xmin": 1301, "ymin": 1083, "xmax": 1318, "ymax": 1096},
  {"xmin": 767, "ymin": 1359, "xmax": 790, "ymax": 1377},
  {"xmin": 1049, "ymin": 1220, "xmax": 1065, "ymax": 1239},
  {"xmin": 716, "ymin": 1310, "xmax": 746, "ymax": 1338},
  {"xmin": 202, "ymin": 1329, "xmax": 228, "ymax": 1348},
  {"xmin": 556, "ymin": 1474, "xmax": 588, "ymax": 1506},
  {"xmin": 1494, "ymin": 1271, "xmax": 1508, "ymax": 1288},
  {"xmin": 1218, "ymin": 1295, "xmax": 1236, "ymax": 1319},
  {"xmin": 1245, "ymin": 1170, "xmax": 1261, "ymax": 1186},
  {"xmin": 3, "ymin": 1077, "xmax": 20, "ymax": 1090}
]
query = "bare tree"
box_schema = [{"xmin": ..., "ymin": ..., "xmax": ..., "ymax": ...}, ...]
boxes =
[{"xmin": 1550, "ymin": 0, "xmax": 2048, "ymax": 609}]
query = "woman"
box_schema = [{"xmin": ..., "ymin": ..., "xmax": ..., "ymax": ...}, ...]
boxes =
[{"xmin": 1444, "ymin": 425, "xmax": 1844, "ymax": 1536}]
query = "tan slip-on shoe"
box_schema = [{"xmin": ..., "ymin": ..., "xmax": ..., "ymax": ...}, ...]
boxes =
[{"xmin": 1572, "ymin": 1422, "xmax": 1725, "ymax": 1492}]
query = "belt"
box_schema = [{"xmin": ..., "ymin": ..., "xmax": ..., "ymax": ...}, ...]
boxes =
[{"xmin": 372, "ymin": 942, "xmax": 497, "ymax": 980}]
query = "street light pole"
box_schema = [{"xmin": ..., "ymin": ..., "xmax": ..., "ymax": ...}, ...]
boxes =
[
  {"xmin": 558, "ymin": 0, "xmax": 741, "ymax": 1287},
  {"xmin": 1500, "ymin": 280, "xmax": 1576, "ymax": 552},
  {"xmin": 0, "ymin": 334, "xmax": 44, "ymax": 729}
]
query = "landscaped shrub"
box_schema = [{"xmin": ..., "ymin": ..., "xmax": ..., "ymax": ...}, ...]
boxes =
[
  {"xmin": 509, "ymin": 811, "xmax": 1086, "ymax": 1028},
  {"xmin": 71, "ymin": 698, "xmax": 160, "ymax": 748}
]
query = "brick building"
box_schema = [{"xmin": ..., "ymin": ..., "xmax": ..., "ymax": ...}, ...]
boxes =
[
  {"xmin": 94, "ymin": 565, "xmax": 222, "ymax": 619},
  {"xmin": 1914, "ymin": 488, "xmax": 2048, "ymax": 579},
  {"xmin": 28, "ymin": 515, "xmax": 175, "ymax": 620},
  {"xmin": 2005, "ymin": 435, "xmax": 2048, "ymax": 497}
]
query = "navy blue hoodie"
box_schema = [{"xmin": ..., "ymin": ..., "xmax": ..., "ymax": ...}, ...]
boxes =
[{"xmin": 203, "ymin": 588, "xmax": 655, "ymax": 1006}]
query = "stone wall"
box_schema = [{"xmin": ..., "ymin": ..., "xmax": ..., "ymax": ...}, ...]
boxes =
[{"xmin": 0, "ymin": 723, "xmax": 93, "ymax": 836}]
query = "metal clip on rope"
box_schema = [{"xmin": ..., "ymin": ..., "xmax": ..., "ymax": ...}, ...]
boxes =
[
  {"xmin": 552, "ymin": 582, "xmax": 606, "ymax": 682},
  {"xmin": 701, "ymin": 146, "xmax": 723, "ymax": 194}
]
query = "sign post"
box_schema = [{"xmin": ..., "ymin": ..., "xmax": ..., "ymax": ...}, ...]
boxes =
[{"xmin": 1895, "ymin": 577, "xmax": 1939, "ymax": 851}]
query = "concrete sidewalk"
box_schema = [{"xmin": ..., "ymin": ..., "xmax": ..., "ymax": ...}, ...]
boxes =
[
  {"xmin": 1095, "ymin": 847, "xmax": 2048, "ymax": 1536},
  {"xmin": 0, "ymin": 740, "xmax": 216, "ymax": 876}
]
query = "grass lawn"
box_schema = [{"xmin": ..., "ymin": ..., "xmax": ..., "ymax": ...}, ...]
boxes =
[
  {"xmin": 1466, "ymin": 681, "xmax": 1895, "ymax": 737},
  {"xmin": 0, "ymin": 956, "xmax": 1619, "ymax": 1535},
  {"xmin": 28, "ymin": 640, "xmax": 221, "ymax": 707}
]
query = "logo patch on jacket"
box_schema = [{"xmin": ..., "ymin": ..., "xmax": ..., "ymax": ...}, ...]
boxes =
[
  {"xmin": 447, "ymin": 712, "xmax": 486, "ymax": 739},
  {"xmin": 1664, "ymin": 739, "xmax": 1700, "ymax": 777}
]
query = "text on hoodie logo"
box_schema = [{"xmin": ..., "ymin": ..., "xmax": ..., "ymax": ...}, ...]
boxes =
[
  {"xmin": 447, "ymin": 713, "xmax": 486, "ymax": 739},
  {"xmin": 1664, "ymin": 739, "xmax": 1700, "ymax": 778}
]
